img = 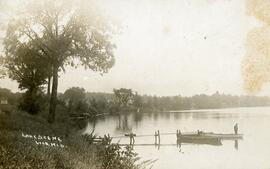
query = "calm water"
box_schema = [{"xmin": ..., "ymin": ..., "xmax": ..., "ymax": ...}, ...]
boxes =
[{"xmin": 84, "ymin": 107, "xmax": 270, "ymax": 169}]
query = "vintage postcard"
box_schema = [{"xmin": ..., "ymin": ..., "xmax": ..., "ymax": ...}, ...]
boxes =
[{"xmin": 0, "ymin": 0, "xmax": 270, "ymax": 169}]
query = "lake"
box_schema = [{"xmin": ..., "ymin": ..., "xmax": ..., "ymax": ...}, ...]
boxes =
[{"xmin": 84, "ymin": 107, "xmax": 270, "ymax": 169}]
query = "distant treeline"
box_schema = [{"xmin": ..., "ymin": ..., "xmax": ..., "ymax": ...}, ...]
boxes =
[
  {"xmin": 1, "ymin": 87, "xmax": 270, "ymax": 114},
  {"xmin": 84, "ymin": 91, "xmax": 270, "ymax": 112}
]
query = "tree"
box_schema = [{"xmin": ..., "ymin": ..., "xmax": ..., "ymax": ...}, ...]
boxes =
[
  {"xmin": 0, "ymin": 88, "xmax": 11, "ymax": 99},
  {"xmin": 113, "ymin": 88, "xmax": 134, "ymax": 111},
  {"xmin": 19, "ymin": 89, "xmax": 45, "ymax": 114},
  {"xmin": 0, "ymin": 57, "xmax": 6, "ymax": 79},
  {"xmin": 3, "ymin": 43, "xmax": 48, "ymax": 92},
  {"xmin": 2, "ymin": 0, "xmax": 116, "ymax": 122},
  {"xmin": 62, "ymin": 87, "xmax": 87, "ymax": 112},
  {"xmin": 133, "ymin": 92, "xmax": 142, "ymax": 111},
  {"xmin": 1, "ymin": 41, "xmax": 48, "ymax": 114}
]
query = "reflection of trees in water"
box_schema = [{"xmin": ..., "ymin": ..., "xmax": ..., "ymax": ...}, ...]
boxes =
[
  {"xmin": 191, "ymin": 112, "xmax": 240, "ymax": 120},
  {"xmin": 88, "ymin": 119, "xmax": 96, "ymax": 135},
  {"xmin": 133, "ymin": 113, "xmax": 143, "ymax": 127},
  {"xmin": 146, "ymin": 112, "xmax": 153, "ymax": 119},
  {"xmin": 96, "ymin": 116, "xmax": 106, "ymax": 122},
  {"xmin": 164, "ymin": 113, "xmax": 170, "ymax": 119},
  {"xmin": 174, "ymin": 113, "xmax": 180, "ymax": 120},
  {"xmin": 81, "ymin": 119, "xmax": 97, "ymax": 135},
  {"xmin": 173, "ymin": 113, "xmax": 186, "ymax": 120},
  {"xmin": 153, "ymin": 113, "xmax": 159, "ymax": 120},
  {"xmin": 173, "ymin": 112, "xmax": 191, "ymax": 120},
  {"xmin": 66, "ymin": 118, "xmax": 89, "ymax": 137},
  {"xmin": 115, "ymin": 114, "xmax": 132, "ymax": 132},
  {"xmin": 191, "ymin": 112, "xmax": 210, "ymax": 119},
  {"xmin": 72, "ymin": 119, "xmax": 88, "ymax": 130}
]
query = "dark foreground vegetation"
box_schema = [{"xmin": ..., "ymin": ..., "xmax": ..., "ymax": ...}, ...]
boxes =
[{"xmin": 0, "ymin": 106, "xmax": 151, "ymax": 169}]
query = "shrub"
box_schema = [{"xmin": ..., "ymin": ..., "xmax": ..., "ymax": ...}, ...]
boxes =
[{"xmin": 18, "ymin": 89, "xmax": 45, "ymax": 115}]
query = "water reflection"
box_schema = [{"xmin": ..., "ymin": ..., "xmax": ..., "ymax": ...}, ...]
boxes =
[
  {"xmin": 177, "ymin": 141, "xmax": 182, "ymax": 152},
  {"xmin": 186, "ymin": 111, "xmax": 241, "ymax": 120},
  {"xmin": 153, "ymin": 113, "xmax": 159, "ymax": 120},
  {"xmin": 88, "ymin": 119, "xmax": 96, "ymax": 135},
  {"xmin": 235, "ymin": 140, "xmax": 238, "ymax": 150},
  {"xmin": 162, "ymin": 112, "xmax": 170, "ymax": 120},
  {"xmin": 84, "ymin": 107, "xmax": 270, "ymax": 169},
  {"xmin": 116, "ymin": 114, "xmax": 132, "ymax": 133},
  {"xmin": 176, "ymin": 138, "xmax": 222, "ymax": 146},
  {"xmin": 111, "ymin": 113, "xmax": 242, "ymax": 149},
  {"xmin": 133, "ymin": 113, "xmax": 143, "ymax": 127},
  {"xmin": 173, "ymin": 113, "xmax": 180, "ymax": 120}
]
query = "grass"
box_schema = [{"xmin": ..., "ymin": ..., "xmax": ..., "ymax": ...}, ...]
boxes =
[{"xmin": 0, "ymin": 106, "xmax": 144, "ymax": 169}]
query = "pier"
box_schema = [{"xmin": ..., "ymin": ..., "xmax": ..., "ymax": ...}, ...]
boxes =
[{"xmin": 88, "ymin": 130, "xmax": 243, "ymax": 147}]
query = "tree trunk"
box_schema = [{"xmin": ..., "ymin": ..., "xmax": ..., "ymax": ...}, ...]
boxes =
[
  {"xmin": 47, "ymin": 76, "xmax": 51, "ymax": 97},
  {"xmin": 48, "ymin": 66, "xmax": 58, "ymax": 123}
]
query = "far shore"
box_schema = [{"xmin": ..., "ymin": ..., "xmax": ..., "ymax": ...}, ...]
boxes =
[{"xmin": 164, "ymin": 106, "xmax": 270, "ymax": 113}]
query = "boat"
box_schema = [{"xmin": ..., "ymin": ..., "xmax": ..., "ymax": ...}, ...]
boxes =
[
  {"xmin": 176, "ymin": 131, "xmax": 243, "ymax": 145},
  {"xmin": 177, "ymin": 134, "xmax": 222, "ymax": 146},
  {"xmin": 124, "ymin": 133, "xmax": 136, "ymax": 137},
  {"xmin": 202, "ymin": 132, "xmax": 243, "ymax": 140}
]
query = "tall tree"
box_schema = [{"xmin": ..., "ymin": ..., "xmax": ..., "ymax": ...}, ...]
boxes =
[
  {"xmin": 3, "ymin": 0, "xmax": 116, "ymax": 122},
  {"xmin": 2, "ymin": 42, "xmax": 48, "ymax": 114},
  {"xmin": 113, "ymin": 88, "xmax": 134, "ymax": 110}
]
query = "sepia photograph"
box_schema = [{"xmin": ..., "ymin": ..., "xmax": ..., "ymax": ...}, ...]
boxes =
[{"xmin": 1, "ymin": 0, "xmax": 270, "ymax": 168}]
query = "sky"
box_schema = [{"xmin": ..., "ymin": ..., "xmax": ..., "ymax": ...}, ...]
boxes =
[{"xmin": 0, "ymin": 0, "xmax": 267, "ymax": 96}]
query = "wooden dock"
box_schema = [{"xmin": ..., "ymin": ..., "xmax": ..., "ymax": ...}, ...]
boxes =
[{"xmin": 85, "ymin": 130, "xmax": 243, "ymax": 147}]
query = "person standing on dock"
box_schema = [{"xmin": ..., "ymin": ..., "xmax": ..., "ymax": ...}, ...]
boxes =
[{"xmin": 234, "ymin": 123, "xmax": 238, "ymax": 134}]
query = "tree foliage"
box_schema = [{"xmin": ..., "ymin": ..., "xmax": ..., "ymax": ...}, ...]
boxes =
[
  {"xmin": 18, "ymin": 89, "xmax": 45, "ymax": 114},
  {"xmin": 86, "ymin": 91, "xmax": 270, "ymax": 112},
  {"xmin": 0, "ymin": 88, "xmax": 21, "ymax": 105},
  {"xmin": 3, "ymin": 43, "xmax": 48, "ymax": 91},
  {"xmin": 1, "ymin": 41, "xmax": 48, "ymax": 114},
  {"xmin": 113, "ymin": 88, "xmax": 135, "ymax": 110},
  {"xmin": 2, "ymin": 0, "xmax": 116, "ymax": 122},
  {"xmin": 62, "ymin": 87, "xmax": 88, "ymax": 113}
]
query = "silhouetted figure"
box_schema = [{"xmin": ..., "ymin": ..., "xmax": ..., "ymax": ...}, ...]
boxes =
[{"xmin": 234, "ymin": 123, "xmax": 238, "ymax": 134}]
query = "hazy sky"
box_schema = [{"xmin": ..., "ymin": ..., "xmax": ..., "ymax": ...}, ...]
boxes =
[{"xmin": 0, "ymin": 0, "xmax": 266, "ymax": 96}]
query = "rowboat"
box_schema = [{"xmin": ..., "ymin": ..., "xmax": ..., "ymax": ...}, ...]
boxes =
[
  {"xmin": 202, "ymin": 132, "xmax": 243, "ymax": 140},
  {"xmin": 176, "ymin": 131, "xmax": 243, "ymax": 145},
  {"xmin": 177, "ymin": 134, "xmax": 222, "ymax": 146}
]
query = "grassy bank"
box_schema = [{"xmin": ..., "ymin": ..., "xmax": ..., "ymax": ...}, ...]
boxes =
[{"xmin": 0, "ymin": 107, "xmax": 145, "ymax": 169}]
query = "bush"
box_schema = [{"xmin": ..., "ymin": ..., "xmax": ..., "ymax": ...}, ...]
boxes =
[
  {"xmin": 19, "ymin": 89, "xmax": 45, "ymax": 115},
  {"xmin": 96, "ymin": 144, "xmax": 139, "ymax": 169},
  {"xmin": 0, "ymin": 106, "xmax": 150, "ymax": 169},
  {"xmin": 82, "ymin": 134, "xmax": 152, "ymax": 169}
]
